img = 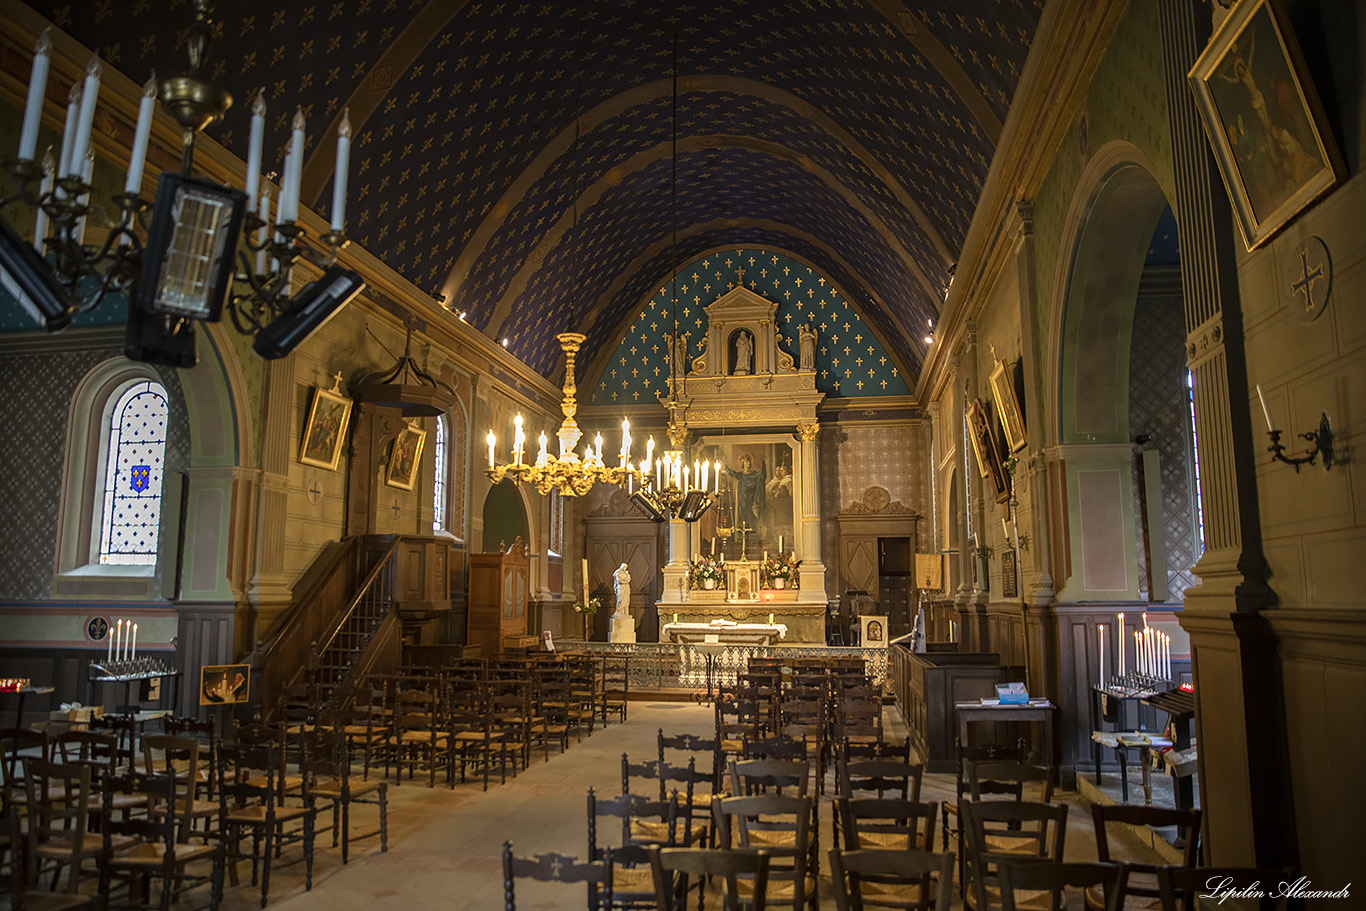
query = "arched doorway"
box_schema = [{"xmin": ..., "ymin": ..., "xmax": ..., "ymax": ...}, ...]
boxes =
[{"xmin": 481, "ymin": 479, "xmax": 530, "ymax": 552}]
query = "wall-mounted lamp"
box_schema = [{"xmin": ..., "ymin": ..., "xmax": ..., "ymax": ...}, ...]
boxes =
[{"xmin": 1256, "ymin": 384, "xmax": 1334, "ymax": 472}]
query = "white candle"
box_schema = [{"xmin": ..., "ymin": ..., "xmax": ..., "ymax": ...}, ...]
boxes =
[
  {"xmin": 538, "ymin": 431, "xmax": 548, "ymax": 465},
  {"xmin": 18, "ymin": 30, "xmax": 52, "ymax": 162},
  {"xmin": 1256, "ymin": 384, "xmax": 1275, "ymax": 433},
  {"xmin": 513, "ymin": 414, "xmax": 524, "ymax": 466},
  {"xmin": 583, "ymin": 557, "xmax": 590, "ymax": 607},
  {"xmin": 32, "ymin": 148, "xmax": 53, "ymax": 254},
  {"xmin": 1098, "ymin": 625, "xmax": 1106, "ymax": 684},
  {"xmin": 57, "ymin": 83, "xmax": 81, "ymax": 189},
  {"xmin": 279, "ymin": 107, "xmax": 305, "ymax": 223},
  {"xmin": 715, "ymin": 461, "xmax": 722, "ymax": 493},
  {"xmin": 487, "ymin": 430, "xmax": 496, "ymax": 468},
  {"xmin": 130, "ymin": 623, "xmax": 137, "ymax": 660},
  {"xmin": 683, "ymin": 465, "xmax": 690, "ymax": 494},
  {"xmin": 106, "ymin": 618, "xmax": 114, "ymax": 662},
  {"xmin": 779, "ymin": 535, "xmax": 784, "ymax": 554},
  {"xmin": 700, "ymin": 461, "xmax": 709, "ymax": 492},
  {"xmin": 595, "ymin": 433, "xmax": 603, "ymax": 464},
  {"xmin": 114, "ymin": 619, "xmax": 122, "ymax": 661},
  {"xmin": 124, "ymin": 74, "xmax": 157, "ymax": 195},
  {"xmin": 1135, "ymin": 631, "xmax": 1141, "ymax": 677},
  {"xmin": 1117, "ymin": 613, "xmax": 1125, "ymax": 676},
  {"xmin": 68, "ymin": 56, "xmax": 101, "ymax": 179},
  {"xmin": 330, "ymin": 107, "xmax": 351, "ymax": 231},
  {"xmin": 244, "ymin": 91, "xmax": 266, "ymax": 212},
  {"xmin": 255, "ymin": 186, "xmax": 272, "ymax": 274},
  {"xmin": 620, "ymin": 418, "xmax": 631, "ymax": 465}
]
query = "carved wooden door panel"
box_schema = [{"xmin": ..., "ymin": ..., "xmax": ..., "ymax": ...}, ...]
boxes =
[{"xmin": 842, "ymin": 537, "xmax": 878, "ymax": 594}]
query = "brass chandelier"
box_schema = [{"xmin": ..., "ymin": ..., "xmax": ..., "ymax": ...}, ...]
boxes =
[{"xmin": 486, "ymin": 332, "xmax": 642, "ymax": 497}]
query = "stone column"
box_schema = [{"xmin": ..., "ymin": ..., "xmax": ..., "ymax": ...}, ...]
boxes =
[
  {"xmin": 794, "ymin": 421, "xmax": 827, "ymax": 601},
  {"xmin": 956, "ymin": 324, "xmax": 990, "ymax": 650},
  {"xmin": 1158, "ymin": 0, "xmax": 1289, "ymax": 868},
  {"xmin": 248, "ymin": 353, "xmax": 297, "ymax": 609}
]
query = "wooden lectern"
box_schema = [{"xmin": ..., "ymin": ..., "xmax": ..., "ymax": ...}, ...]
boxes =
[{"xmin": 467, "ymin": 540, "xmax": 529, "ymax": 658}]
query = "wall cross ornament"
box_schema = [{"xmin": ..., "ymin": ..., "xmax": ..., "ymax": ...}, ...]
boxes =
[{"xmin": 1288, "ymin": 235, "xmax": 1330, "ymax": 322}]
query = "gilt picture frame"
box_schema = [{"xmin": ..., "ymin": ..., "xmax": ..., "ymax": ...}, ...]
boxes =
[
  {"xmin": 967, "ymin": 398, "xmax": 1009, "ymax": 504},
  {"xmin": 385, "ymin": 423, "xmax": 426, "ymax": 490},
  {"xmin": 298, "ymin": 385, "xmax": 352, "ymax": 470},
  {"xmin": 988, "ymin": 356, "xmax": 1027, "ymax": 454},
  {"xmin": 1188, "ymin": 0, "xmax": 1343, "ymax": 250}
]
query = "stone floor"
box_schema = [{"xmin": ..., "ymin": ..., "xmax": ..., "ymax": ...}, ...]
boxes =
[{"xmin": 193, "ymin": 700, "xmax": 1166, "ymax": 911}]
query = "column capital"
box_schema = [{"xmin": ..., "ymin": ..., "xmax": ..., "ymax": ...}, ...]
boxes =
[{"xmin": 795, "ymin": 422, "xmax": 820, "ymax": 442}]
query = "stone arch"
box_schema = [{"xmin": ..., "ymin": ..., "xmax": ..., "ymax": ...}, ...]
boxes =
[{"xmin": 1045, "ymin": 141, "xmax": 1178, "ymax": 602}]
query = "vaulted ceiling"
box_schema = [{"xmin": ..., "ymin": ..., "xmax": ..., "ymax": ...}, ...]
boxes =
[{"xmin": 26, "ymin": 0, "xmax": 1044, "ymax": 386}]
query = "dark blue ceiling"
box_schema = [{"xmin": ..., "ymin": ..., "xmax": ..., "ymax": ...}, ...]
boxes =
[{"xmin": 24, "ymin": 0, "xmax": 1044, "ymax": 384}]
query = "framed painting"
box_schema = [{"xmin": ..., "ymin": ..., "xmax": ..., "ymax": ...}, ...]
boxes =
[
  {"xmin": 694, "ymin": 435, "xmax": 798, "ymax": 561},
  {"xmin": 966, "ymin": 398, "xmax": 1009, "ymax": 503},
  {"xmin": 299, "ymin": 385, "xmax": 352, "ymax": 470},
  {"xmin": 199, "ymin": 664, "xmax": 250, "ymax": 705},
  {"xmin": 988, "ymin": 355, "xmax": 1026, "ymax": 454},
  {"xmin": 1188, "ymin": 0, "xmax": 1343, "ymax": 249},
  {"xmin": 385, "ymin": 423, "xmax": 426, "ymax": 490},
  {"xmin": 860, "ymin": 615, "xmax": 888, "ymax": 649}
]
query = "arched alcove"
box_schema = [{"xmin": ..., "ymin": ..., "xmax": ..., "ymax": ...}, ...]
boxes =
[{"xmin": 482, "ymin": 479, "xmax": 530, "ymax": 553}]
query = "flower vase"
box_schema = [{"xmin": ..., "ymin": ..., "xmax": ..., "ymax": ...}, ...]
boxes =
[
  {"xmin": 773, "ymin": 578, "xmax": 786, "ymax": 590},
  {"xmin": 703, "ymin": 578, "xmax": 716, "ymax": 590}
]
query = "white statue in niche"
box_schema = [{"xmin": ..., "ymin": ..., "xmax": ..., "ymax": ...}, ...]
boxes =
[
  {"xmin": 612, "ymin": 563, "xmax": 631, "ymax": 617},
  {"xmin": 733, "ymin": 330, "xmax": 754, "ymax": 376},
  {"xmin": 799, "ymin": 324, "xmax": 817, "ymax": 370}
]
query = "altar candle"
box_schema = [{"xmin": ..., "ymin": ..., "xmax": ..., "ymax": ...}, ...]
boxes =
[
  {"xmin": 107, "ymin": 618, "xmax": 114, "ymax": 662},
  {"xmin": 1098, "ymin": 625, "xmax": 1105, "ymax": 684},
  {"xmin": 768, "ymin": 613, "xmax": 775, "ymax": 624},
  {"xmin": 487, "ymin": 430, "xmax": 496, "ymax": 468},
  {"xmin": 17, "ymin": 30, "xmax": 51, "ymax": 162},
  {"xmin": 130, "ymin": 623, "xmax": 137, "ymax": 660},
  {"xmin": 1134, "ymin": 631, "xmax": 1141, "ymax": 677},
  {"xmin": 583, "ymin": 558, "xmax": 589, "ymax": 608},
  {"xmin": 114, "ymin": 619, "xmax": 122, "ymax": 661},
  {"xmin": 779, "ymin": 535, "xmax": 783, "ymax": 554}
]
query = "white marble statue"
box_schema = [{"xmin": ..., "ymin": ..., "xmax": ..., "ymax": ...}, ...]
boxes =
[
  {"xmin": 613, "ymin": 563, "xmax": 631, "ymax": 617},
  {"xmin": 799, "ymin": 324, "xmax": 816, "ymax": 370}
]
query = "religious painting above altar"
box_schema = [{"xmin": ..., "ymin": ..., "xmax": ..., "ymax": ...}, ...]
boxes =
[{"xmin": 694, "ymin": 439, "xmax": 797, "ymax": 562}]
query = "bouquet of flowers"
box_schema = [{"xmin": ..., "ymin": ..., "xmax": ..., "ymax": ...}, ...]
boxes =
[
  {"xmin": 691, "ymin": 555, "xmax": 724, "ymax": 589},
  {"xmin": 762, "ymin": 553, "xmax": 796, "ymax": 586},
  {"xmin": 573, "ymin": 597, "xmax": 601, "ymax": 614}
]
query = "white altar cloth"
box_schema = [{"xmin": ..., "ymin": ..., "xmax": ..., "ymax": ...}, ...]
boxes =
[{"xmin": 660, "ymin": 618, "xmax": 788, "ymax": 646}]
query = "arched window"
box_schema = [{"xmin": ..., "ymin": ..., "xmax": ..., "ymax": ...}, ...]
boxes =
[
  {"xmin": 433, "ymin": 415, "xmax": 448, "ymax": 533},
  {"xmin": 98, "ymin": 381, "xmax": 168, "ymax": 565}
]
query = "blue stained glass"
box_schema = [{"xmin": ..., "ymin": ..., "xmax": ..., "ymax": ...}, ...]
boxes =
[
  {"xmin": 99, "ymin": 381, "xmax": 168, "ymax": 565},
  {"xmin": 432, "ymin": 417, "xmax": 447, "ymax": 532}
]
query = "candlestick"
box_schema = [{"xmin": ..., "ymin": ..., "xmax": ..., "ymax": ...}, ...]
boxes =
[
  {"xmin": 1256, "ymin": 384, "xmax": 1275, "ymax": 433},
  {"xmin": 130, "ymin": 623, "xmax": 137, "ymax": 660},
  {"xmin": 18, "ymin": 29, "xmax": 52, "ymax": 162},
  {"xmin": 57, "ymin": 83, "xmax": 80, "ymax": 190},
  {"xmin": 124, "ymin": 73, "xmax": 157, "ymax": 195},
  {"xmin": 256, "ymin": 187, "xmax": 272, "ymax": 274},
  {"xmin": 106, "ymin": 618, "xmax": 113, "ymax": 662},
  {"xmin": 582, "ymin": 557, "xmax": 589, "ymax": 609},
  {"xmin": 114, "ymin": 619, "xmax": 122, "ymax": 663},
  {"xmin": 331, "ymin": 108, "xmax": 351, "ymax": 231},
  {"xmin": 1098, "ymin": 625, "xmax": 1105, "ymax": 685}
]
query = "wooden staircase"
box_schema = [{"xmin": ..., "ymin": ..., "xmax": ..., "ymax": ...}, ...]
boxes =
[{"xmin": 256, "ymin": 536, "xmax": 405, "ymax": 723}]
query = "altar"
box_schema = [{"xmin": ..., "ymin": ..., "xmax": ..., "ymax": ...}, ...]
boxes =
[{"xmin": 661, "ymin": 618, "xmax": 788, "ymax": 646}]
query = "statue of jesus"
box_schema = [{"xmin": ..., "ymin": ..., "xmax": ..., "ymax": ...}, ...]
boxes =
[{"xmin": 612, "ymin": 563, "xmax": 631, "ymax": 617}]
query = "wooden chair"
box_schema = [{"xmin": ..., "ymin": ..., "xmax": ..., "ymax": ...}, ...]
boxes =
[
  {"xmin": 21, "ymin": 758, "xmax": 101, "ymax": 894},
  {"xmin": 161, "ymin": 715, "xmax": 219, "ymax": 801},
  {"xmin": 98, "ymin": 772, "xmax": 218, "ymax": 911},
  {"xmin": 997, "ymin": 861, "xmax": 1121, "ymax": 911},
  {"xmin": 828, "ymin": 847, "xmax": 954, "ymax": 911},
  {"xmin": 587, "ymin": 788, "xmax": 678, "ymax": 910},
  {"xmin": 140, "ymin": 734, "xmax": 218, "ymax": 844},
  {"xmin": 1, "ymin": 807, "xmax": 97, "ymax": 911},
  {"xmin": 649, "ymin": 845, "xmax": 771, "ymax": 911},
  {"xmin": 839, "ymin": 736, "xmax": 912, "ymax": 764},
  {"xmin": 961, "ymin": 800, "xmax": 1068, "ymax": 911},
  {"xmin": 502, "ymin": 840, "xmax": 611, "ymax": 911},
  {"xmin": 835, "ymin": 757, "xmax": 924, "ymax": 849},
  {"xmin": 835, "ymin": 797, "xmax": 938, "ymax": 852},
  {"xmin": 52, "ymin": 730, "xmax": 144, "ymax": 818},
  {"xmin": 712, "ymin": 794, "xmax": 817, "ymax": 911},
  {"xmin": 446, "ymin": 695, "xmax": 509, "ymax": 791},
  {"xmin": 599, "ymin": 655, "xmax": 630, "ymax": 725},
  {"xmin": 2, "ymin": 727, "xmax": 49, "ymax": 812},
  {"xmin": 216, "ymin": 742, "xmax": 317, "ymax": 908},
  {"xmin": 1087, "ymin": 804, "xmax": 1200, "ymax": 909},
  {"xmin": 386, "ymin": 690, "xmax": 448, "ymax": 788},
  {"xmin": 659, "ymin": 730, "xmax": 720, "ymax": 798},
  {"xmin": 729, "ymin": 758, "xmax": 809, "ymax": 798},
  {"xmin": 89, "ymin": 715, "xmax": 137, "ymax": 774},
  {"xmin": 489, "ymin": 686, "xmax": 534, "ymax": 775},
  {"xmin": 658, "ymin": 757, "xmax": 713, "ymax": 847},
  {"xmin": 299, "ymin": 728, "xmax": 388, "ymax": 864},
  {"xmin": 530, "ymin": 676, "xmax": 575, "ymax": 760},
  {"xmin": 1154, "ymin": 866, "xmax": 1294, "ymax": 911}
]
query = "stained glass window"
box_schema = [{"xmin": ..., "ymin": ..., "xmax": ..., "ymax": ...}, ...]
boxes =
[
  {"xmin": 99, "ymin": 381, "xmax": 168, "ymax": 565},
  {"xmin": 432, "ymin": 416, "xmax": 447, "ymax": 532}
]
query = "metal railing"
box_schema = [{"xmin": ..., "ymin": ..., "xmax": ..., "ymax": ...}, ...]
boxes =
[{"xmin": 573, "ymin": 642, "xmax": 889, "ymax": 690}]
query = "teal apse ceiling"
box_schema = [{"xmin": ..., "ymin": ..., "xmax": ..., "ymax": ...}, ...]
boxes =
[{"xmin": 591, "ymin": 248, "xmax": 909, "ymax": 405}]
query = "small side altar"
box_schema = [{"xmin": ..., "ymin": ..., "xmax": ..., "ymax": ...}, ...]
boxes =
[
  {"xmin": 661, "ymin": 619, "xmax": 788, "ymax": 646},
  {"xmin": 663, "ymin": 599, "xmax": 824, "ymax": 643}
]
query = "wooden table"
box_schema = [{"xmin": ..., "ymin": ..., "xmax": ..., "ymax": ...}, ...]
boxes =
[
  {"xmin": 1, "ymin": 685, "xmax": 55, "ymax": 726},
  {"xmin": 955, "ymin": 699, "xmax": 1059, "ymax": 769}
]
